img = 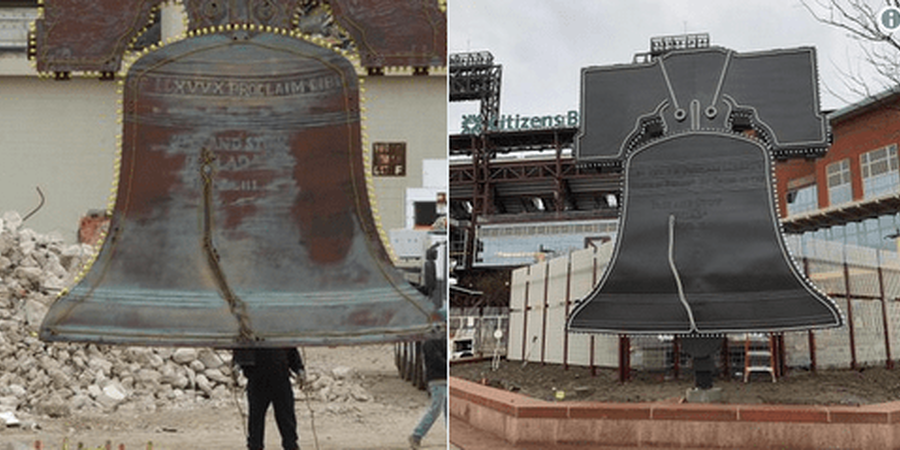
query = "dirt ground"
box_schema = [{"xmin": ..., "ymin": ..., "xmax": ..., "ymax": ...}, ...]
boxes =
[
  {"xmin": 0, "ymin": 345, "xmax": 447, "ymax": 450},
  {"xmin": 451, "ymin": 358, "xmax": 900, "ymax": 406}
]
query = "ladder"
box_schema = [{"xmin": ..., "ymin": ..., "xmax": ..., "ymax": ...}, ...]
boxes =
[{"xmin": 743, "ymin": 334, "xmax": 776, "ymax": 383}]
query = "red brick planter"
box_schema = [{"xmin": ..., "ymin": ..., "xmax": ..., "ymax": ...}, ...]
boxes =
[{"xmin": 449, "ymin": 376, "xmax": 900, "ymax": 449}]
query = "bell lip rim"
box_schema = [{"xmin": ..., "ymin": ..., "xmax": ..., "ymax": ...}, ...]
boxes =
[{"xmin": 38, "ymin": 324, "xmax": 447, "ymax": 348}]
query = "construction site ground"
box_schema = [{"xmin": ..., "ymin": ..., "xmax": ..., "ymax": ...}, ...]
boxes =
[
  {"xmin": 450, "ymin": 358, "xmax": 900, "ymax": 406},
  {"xmin": 0, "ymin": 345, "xmax": 447, "ymax": 450}
]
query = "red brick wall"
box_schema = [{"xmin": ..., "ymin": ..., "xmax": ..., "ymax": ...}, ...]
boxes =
[
  {"xmin": 773, "ymin": 158, "xmax": 816, "ymax": 217},
  {"xmin": 774, "ymin": 96, "xmax": 900, "ymax": 218},
  {"xmin": 450, "ymin": 376, "xmax": 900, "ymax": 448}
]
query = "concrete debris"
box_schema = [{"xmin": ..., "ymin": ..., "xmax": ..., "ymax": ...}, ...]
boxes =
[
  {"xmin": 2, "ymin": 211, "xmax": 23, "ymax": 233},
  {"xmin": 0, "ymin": 411, "xmax": 19, "ymax": 426},
  {"xmin": 331, "ymin": 366, "xmax": 355, "ymax": 380},
  {"xmin": 0, "ymin": 211, "xmax": 375, "ymax": 419},
  {"xmin": 172, "ymin": 348, "xmax": 197, "ymax": 364}
]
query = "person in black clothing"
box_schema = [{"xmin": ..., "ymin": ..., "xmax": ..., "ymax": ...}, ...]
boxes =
[
  {"xmin": 408, "ymin": 337, "xmax": 448, "ymax": 449},
  {"xmin": 234, "ymin": 347, "xmax": 304, "ymax": 450},
  {"xmin": 418, "ymin": 245, "xmax": 442, "ymax": 309}
]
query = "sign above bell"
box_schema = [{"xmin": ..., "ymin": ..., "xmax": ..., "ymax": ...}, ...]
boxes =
[
  {"xmin": 40, "ymin": 29, "xmax": 442, "ymax": 347},
  {"xmin": 568, "ymin": 44, "xmax": 843, "ymax": 334}
]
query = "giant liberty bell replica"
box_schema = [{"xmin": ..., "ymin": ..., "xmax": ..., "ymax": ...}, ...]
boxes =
[
  {"xmin": 568, "ymin": 38, "xmax": 843, "ymax": 336},
  {"xmin": 34, "ymin": 0, "xmax": 445, "ymax": 347}
]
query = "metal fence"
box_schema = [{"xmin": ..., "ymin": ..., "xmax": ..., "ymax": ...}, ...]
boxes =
[
  {"xmin": 449, "ymin": 306, "xmax": 509, "ymax": 361},
  {"xmin": 507, "ymin": 236, "xmax": 900, "ymax": 374},
  {"xmin": 784, "ymin": 235, "xmax": 900, "ymax": 370}
]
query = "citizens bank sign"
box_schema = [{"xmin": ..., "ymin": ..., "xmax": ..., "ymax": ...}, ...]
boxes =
[{"xmin": 460, "ymin": 111, "xmax": 579, "ymax": 134}]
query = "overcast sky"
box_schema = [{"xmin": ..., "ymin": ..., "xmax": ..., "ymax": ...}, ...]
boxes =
[{"xmin": 448, "ymin": 0, "xmax": 890, "ymax": 134}]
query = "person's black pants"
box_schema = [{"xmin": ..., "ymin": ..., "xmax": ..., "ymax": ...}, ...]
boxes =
[{"xmin": 246, "ymin": 372, "xmax": 298, "ymax": 450}]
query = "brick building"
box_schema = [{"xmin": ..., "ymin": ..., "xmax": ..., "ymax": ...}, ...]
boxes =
[{"xmin": 778, "ymin": 87, "xmax": 900, "ymax": 251}]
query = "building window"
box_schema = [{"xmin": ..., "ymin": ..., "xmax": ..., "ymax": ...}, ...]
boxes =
[
  {"xmin": 786, "ymin": 184, "xmax": 817, "ymax": 216},
  {"xmin": 826, "ymin": 159, "xmax": 852, "ymax": 206},
  {"xmin": 803, "ymin": 213, "xmax": 900, "ymax": 251},
  {"xmin": 861, "ymin": 144, "xmax": 900, "ymax": 199},
  {"xmin": 414, "ymin": 201, "xmax": 437, "ymax": 228}
]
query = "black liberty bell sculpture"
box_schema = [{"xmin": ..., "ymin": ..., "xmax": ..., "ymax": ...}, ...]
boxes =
[
  {"xmin": 34, "ymin": 0, "xmax": 444, "ymax": 348},
  {"xmin": 567, "ymin": 36, "xmax": 843, "ymax": 390}
]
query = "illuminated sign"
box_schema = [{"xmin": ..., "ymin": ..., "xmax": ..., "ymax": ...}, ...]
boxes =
[{"xmin": 460, "ymin": 111, "xmax": 579, "ymax": 134}]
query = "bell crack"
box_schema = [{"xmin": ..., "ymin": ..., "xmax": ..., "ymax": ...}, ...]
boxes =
[
  {"xmin": 667, "ymin": 214, "xmax": 698, "ymax": 333},
  {"xmin": 200, "ymin": 147, "xmax": 256, "ymax": 343}
]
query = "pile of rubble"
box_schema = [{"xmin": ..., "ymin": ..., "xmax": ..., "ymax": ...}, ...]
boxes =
[{"xmin": 0, "ymin": 211, "xmax": 373, "ymax": 420}]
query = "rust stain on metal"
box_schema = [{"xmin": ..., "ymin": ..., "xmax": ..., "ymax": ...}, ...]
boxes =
[
  {"xmin": 348, "ymin": 309, "xmax": 397, "ymax": 327},
  {"xmin": 329, "ymin": 0, "xmax": 446, "ymax": 69},
  {"xmin": 32, "ymin": 0, "xmax": 163, "ymax": 74},
  {"xmin": 182, "ymin": 0, "xmax": 297, "ymax": 32},
  {"xmin": 32, "ymin": 0, "xmax": 447, "ymax": 75},
  {"xmin": 290, "ymin": 126, "xmax": 357, "ymax": 264}
]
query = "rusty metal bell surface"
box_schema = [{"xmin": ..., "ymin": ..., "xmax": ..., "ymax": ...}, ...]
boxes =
[{"xmin": 40, "ymin": 32, "xmax": 441, "ymax": 347}]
